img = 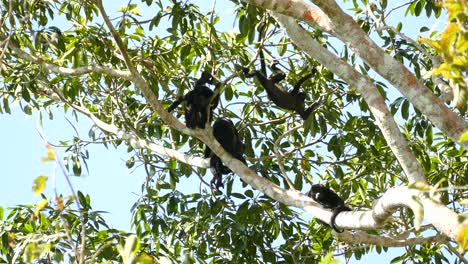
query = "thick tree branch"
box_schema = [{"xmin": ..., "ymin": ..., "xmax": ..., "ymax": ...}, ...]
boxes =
[
  {"xmin": 365, "ymin": 5, "xmax": 453, "ymax": 101},
  {"xmin": 242, "ymin": 0, "xmax": 468, "ymax": 147},
  {"xmin": 314, "ymin": 186, "xmax": 424, "ymax": 232},
  {"xmin": 273, "ymin": 13, "xmax": 427, "ymax": 184},
  {"xmin": 339, "ymin": 231, "xmax": 448, "ymax": 247}
]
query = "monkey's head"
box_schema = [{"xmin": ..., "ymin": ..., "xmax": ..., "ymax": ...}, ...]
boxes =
[{"xmin": 308, "ymin": 184, "xmax": 325, "ymax": 201}]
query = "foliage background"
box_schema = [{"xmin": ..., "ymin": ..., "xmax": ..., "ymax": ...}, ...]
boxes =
[{"xmin": 0, "ymin": 0, "xmax": 466, "ymax": 263}]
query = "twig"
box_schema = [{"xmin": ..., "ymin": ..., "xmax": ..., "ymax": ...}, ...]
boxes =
[
  {"xmin": 36, "ymin": 124, "xmax": 86, "ymax": 264},
  {"xmin": 366, "ymin": 4, "xmax": 452, "ymax": 100},
  {"xmin": 445, "ymin": 241, "xmax": 468, "ymax": 264},
  {"xmin": 273, "ymin": 124, "xmax": 302, "ymax": 189}
]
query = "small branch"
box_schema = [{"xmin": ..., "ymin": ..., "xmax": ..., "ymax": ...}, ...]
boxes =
[
  {"xmin": 36, "ymin": 126, "xmax": 86, "ymax": 264},
  {"xmin": 273, "ymin": 124, "xmax": 301, "ymax": 189},
  {"xmin": 1, "ymin": 39, "xmax": 133, "ymax": 80},
  {"xmin": 445, "ymin": 242, "xmax": 468, "ymax": 264}
]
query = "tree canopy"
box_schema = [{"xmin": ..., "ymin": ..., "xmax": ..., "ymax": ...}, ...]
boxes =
[{"xmin": 0, "ymin": 0, "xmax": 467, "ymax": 263}]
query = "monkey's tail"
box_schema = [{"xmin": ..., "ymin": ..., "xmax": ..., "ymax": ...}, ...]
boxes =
[
  {"xmin": 258, "ymin": 21, "xmax": 269, "ymax": 76},
  {"xmin": 301, "ymin": 101, "xmax": 321, "ymax": 120},
  {"xmin": 330, "ymin": 206, "xmax": 351, "ymax": 233}
]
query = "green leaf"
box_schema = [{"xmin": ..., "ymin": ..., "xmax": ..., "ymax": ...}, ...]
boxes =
[
  {"xmin": 401, "ymin": 99, "xmax": 409, "ymax": 119},
  {"xmin": 23, "ymin": 243, "xmax": 52, "ymax": 263},
  {"xmin": 278, "ymin": 36, "xmax": 288, "ymax": 56},
  {"xmin": 319, "ymin": 252, "xmax": 339, "ymax": 264}
]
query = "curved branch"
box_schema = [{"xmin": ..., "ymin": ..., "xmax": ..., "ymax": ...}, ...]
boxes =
[
  {"xmin": 308, "ymin": 186, "xmax": 424, "ymax": 232},
  {"xmin": 317, "ymin": 186, "xmax": 466, "ymax": 240},
  {"xmin": 372, "ymin": 187, "xmax": 424, "ymax": 230}
]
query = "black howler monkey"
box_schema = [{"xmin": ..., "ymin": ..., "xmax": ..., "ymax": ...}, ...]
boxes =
[
  {"xmin": 243, "ymin": 25, "xmax": 318, "ymax": 120},
  {"xmin": 308, "ymin": 184, "xmax": 351, "ymax": 233},
  {"xmin": 167, "ymin": 71, "xmax": 220, "ymax": 129},
  {"xmin": 204, "ymin": 118, "xmax": 247, "ymax": 190}
]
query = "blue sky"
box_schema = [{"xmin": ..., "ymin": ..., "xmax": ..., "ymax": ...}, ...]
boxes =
[{"xmin": 0, "ymin": 107, "xmax": 142, "ymax": 230}]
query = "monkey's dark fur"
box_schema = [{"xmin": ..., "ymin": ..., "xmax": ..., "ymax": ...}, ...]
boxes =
[
  {"xmin": 243, "ymin": 26, "xmax": 318, "ymax": 120},
  {"xmin": 308, "ymin": 184, "xmax": 351, "ymax": 233},
  {"xmin": 167, "ymin": 71, "xmax": 220, "ymax": 129},
  {"xmin": 204, "ymin": 118, "xmax": 247, "ymax": 190}
]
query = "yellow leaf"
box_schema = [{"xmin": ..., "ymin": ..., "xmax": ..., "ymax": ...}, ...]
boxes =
[
  {"xmin": 457, "ymin": 224, "xmax": 468, "ymax": 252},
  {"xmin": 460, "ymin": 131, "xmax": 468, "ymax": 142},
  {"xmin": 41, "ymin": 145, "xmax": 56, "ymax": 162},
  {"xmin": 32, "ymin": 176, "xmax": 48, "ymax": 195},
  {"xmin": 33, "ymin": 199, "xmax": 48, "ymax": 218},
  {"xmin": 134, "ymin": 253, "xmax": 154, "ymax": 264},
  {"xmin": 56, "ymin": 196, "xmax": 64, "ymax": 211},
  {"xmin": 419, "ymin": 37, "xmax": 441, "ymax": 50}
]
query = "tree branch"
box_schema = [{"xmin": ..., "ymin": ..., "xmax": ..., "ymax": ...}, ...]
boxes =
[
  {"xmin": 365, "ymin": 5, "xmax": 453, "ymax": 101},
  {"xmin": 242, "ymin": 0, "xmax": 467, "ymax": 147},
  {"xmin": 312, "ymin": 186, "xmax": 424, "ymax": 232},
  {"xmin": 339, "ymin": 231, "xmax": 448, "ymax": 247},
  {"xmin": 273, "ymin": 124, "xmax": 301, "ymax": 190},
  {"xmin": 0, "ymin": 40, "xmax": 133, "ymax": 80},
  {"xmin": 71, "ymin": 103, "xmax": 210, "ymax": 168},
  {"xmin": 272, "ymin": 13, "xmax": 427, "ymax": 184}
]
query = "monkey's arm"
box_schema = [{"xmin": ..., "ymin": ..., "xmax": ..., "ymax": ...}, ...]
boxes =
[
  {"xmin": 167, "ymin": 96, "xmax": 185, "ymax": 112},
  {"xmin": 210, "ymin": 81, "xmax": 221, "ymax": 110}
]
